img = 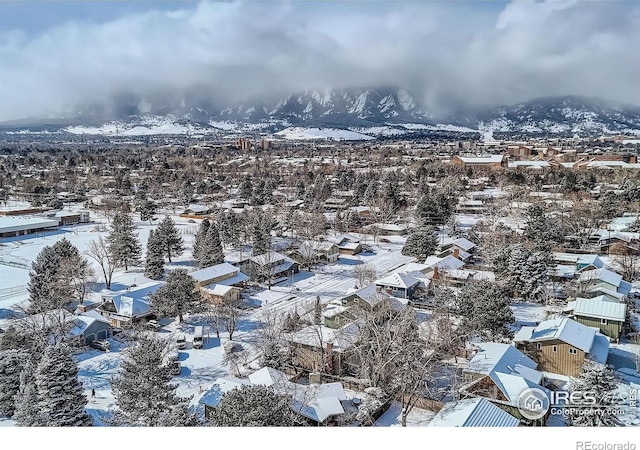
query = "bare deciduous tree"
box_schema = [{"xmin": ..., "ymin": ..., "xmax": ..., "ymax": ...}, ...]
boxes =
[
  {"xmin": 352, "ymin": 263, "xmax": 377, "ymax": 289},
  {"xmin": 85, "ymin": 236, "xmax": 118, "ymax": 290}
]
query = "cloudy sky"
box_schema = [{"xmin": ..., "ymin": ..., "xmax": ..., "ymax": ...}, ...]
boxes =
[{"xmin": 0, "ymin": 0, "xmax": 639, "ymax": 121}]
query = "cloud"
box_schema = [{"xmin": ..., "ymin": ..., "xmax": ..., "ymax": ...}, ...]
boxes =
[{"xmin": 0, "ymin": 1, "xmax": 638, "ymax": 121}]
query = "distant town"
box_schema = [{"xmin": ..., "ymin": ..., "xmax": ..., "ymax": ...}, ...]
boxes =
[{"xmin": 0, "ymin": 130, "xmax": 638, "ymax": 428}]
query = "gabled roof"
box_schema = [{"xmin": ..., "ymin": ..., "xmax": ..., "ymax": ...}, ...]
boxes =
[
  {"xmin": 452, "ymin": 238, "xmax": 477, "ymax": 252},
  {"xmin": 250, "ymin": 251, "xmax": 292, "ymax": 266},
  {"xmin": 465, "ymin": 343, "xmax": 538, "ymax": 378},
  {"xmin": 514, "ymin": 317, "xmax": 596, "ymax": 353},
  {"xmin": 579, "ymin": 268, "xmax": 631, "ymax": 295},
  {"xmin": 491, "ymin": 372, "xmax": 550, "ymax": 405},
  {"xmin": 374, "ymin": 272, "xmax": 421, "ymax": 289},
  {"xmin": 428, "ymin": 398, "xmax": 519, "ymax": 427},
  {"xmin": 424, "ymin": 255, "xmax": 465, "ymax": 271},
  {"xmin": 574, "ymin": 296, "xmax": 626, "ymax": 322},
  {"xmin": 113, "ymin": 296, "xmax": 152, "ymax": 318},
  {"xmin": 190, "ymin": 263, "xmax": 239, "ymax": 282}
]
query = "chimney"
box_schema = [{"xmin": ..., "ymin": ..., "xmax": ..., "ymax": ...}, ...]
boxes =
[
  {"xmin": 453, "ymin": 248, "xmax": 460, "ymax": 259},
  {"xmin": 76, "ymin": 304, "xmax": 86, "ymax": 314}
]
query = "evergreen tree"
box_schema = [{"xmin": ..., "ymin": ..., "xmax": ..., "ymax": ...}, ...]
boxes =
[
  {"xmin": 52, "ymin": 238, "xmax": 93, "ymax": 304},
  {"xmin": 192, "ymin": 218, "xmax": 211, "ymax": 263},
  {"xmin": 453, "ymin": 280, "xmax": 515, "ymax": 341},
  {"xmin": 199, "ymin": 223, "xmax": 225, "ymax": 268},
  {"xmin": 567, "ymin": 362, "xmax": 622, "ymax": 427},
  {"xmin": 208, "ymin": 384, "xmax": 296, "ymax": 426},
  {"xmin": 110, "ymin": 335, "xmax": 197, "ymax": 426},
  {"xmin": 416, "ymin": 191, "xmax": 452, "ymax": 227},
  {"xmin": 27, "ymin": 245, "xmax": 62, "ymax": 313},
  {"xmin": 0, "ymin": 350, "xmax": 23, "ymax": 418},
  {"xmin": 33, "ymin": 344, "xmax": 92, "ymax": 426},
  {"xmin": 156, "ymin": 216, "xmax": 184, "ymax": 263},
  {"xmin": 401, "ymin": 228, "xmax": 438, "ymax": 260},
  {"xmin": 139, "ymin": 199, "xmax": 157, "ymax": 224},
  {"xmin": 239, "ymin": 176, "xmax": 253, "ymax": 200},
  {"xmin": 144, "ymin": 230, "xmax": 165, "ymax": 280},
  {"xmin": 12, "ymin": 359, "xmax": 39, "ymax": 426},
  {"xmin": 151, "ymin": 269, "xmax": 201, "ymax": 323},
  {"xmin": 524, "ymin": 203, "xmax": 561, "ymax": 252},
  {"xmin": 107, "ymin": 212, "xmax": 142, "ymax": 271}
]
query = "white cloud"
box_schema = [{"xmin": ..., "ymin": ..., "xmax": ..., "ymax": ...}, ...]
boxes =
[{"xmin": 0, "ymin": 1, "xmax": 638, "ymax": 121}]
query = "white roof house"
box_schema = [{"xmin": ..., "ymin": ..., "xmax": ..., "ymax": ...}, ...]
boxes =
[
  {"xmin": 570, "ymin": 296, "xmax": 627, "ymax": 322},
  {"xmin": 424, "ymin": 255, "xmax": 465, "ymax": 271},
  {"xmin": 514, "ymin": 317, "xmax": 609, "ymax": 364},
  {"xmin": 374, "ymin": 272, "xmax": 421, "ymax": 290},
  {"xmin": 428, "ymin": 398, "xmax": 519, "ymax": 427},
  {"xmin": 578, "ymin": 268, "xmax": 632, "ymax": 296},
  {"xmin": 190, "ymin": 263, "xmax": 239, "ymax": 283}
]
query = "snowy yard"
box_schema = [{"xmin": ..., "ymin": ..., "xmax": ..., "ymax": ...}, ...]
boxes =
[{"xmin": 374, "ymin": 401, "xmax": 436, "ymax": 427}]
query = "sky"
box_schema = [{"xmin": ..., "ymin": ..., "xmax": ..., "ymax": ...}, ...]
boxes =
[{"xmin": 0, "ymin": 0, "xmax": 639, "ymax": 121}]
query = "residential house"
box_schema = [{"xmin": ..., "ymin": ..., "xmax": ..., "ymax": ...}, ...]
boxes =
[
  {"xmin": 551, "ymin": 253, "xmax": 605, "ymax": 281},
  {"xmin": 513, "ymin": 317, "xmax": 610, "ymax": 377},
  {"xmin": 248, "ymin": 251, "xmax": 299, "ymax": 284},
  {"xmin": 97, "ymin": 282, "xmax": 162, "ymax": 328},
  {"xmin": 189, "ymin": 263, "xmax": 248, "ymax": 304},
  {"xmin": 373, "ymin": 272, "xmax": 428, "ymax": 300},
  {"xmin": 327, "ymin": 234, "xmax": 363, "ymax": 256},
  {"xmin": 460, "ymin": 343, "xmax": 551, "ymax": 423},
  {"xmin": 361, "ymin": 223, "xmax": 408, "ymax": 236},
  {"xmin": 180, "ymin": 205, "xmax": 213, "ymax": 218},
  {"xmin": 199, "ymin": 367, "xmax": 350, "ymax": 425},
  {"xmin": 563, "ymin": 296, "xmax": 627, "ymax": 341},
  {"xmin": 428, "ymin": 398, "xmax": 520, "ymax": 427},
  {"xmin": 577, "ymin": 268, "xmax": 632, "ymax": 298},
  {"xmin": 289, "ymin": 241, "xmax": 340, "ymax": 265}
]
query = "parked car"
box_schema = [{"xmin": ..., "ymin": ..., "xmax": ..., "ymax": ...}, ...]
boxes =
[
  {"xmin": 169, "ymin": 361, "xmax": 181, "ymax": 376},
  {"xmin": 146, "ymin": 320, "xmax": 161, "ymax": 330},
  {"xmin": 176, "ymin": 334, "xmax": 187, "ymax": 350},
  {"xmin": 90, "ymin": 339, "xmax": 110, "ymax": 351},
  {"xmin": 187, "ymin": 219, "xmax": 196, "ymax": 223}
]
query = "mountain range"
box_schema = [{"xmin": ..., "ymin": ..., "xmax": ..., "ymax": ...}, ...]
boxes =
[{"xmin": 2, "ymin": 87, "xmax": 640, "ymax": 138}]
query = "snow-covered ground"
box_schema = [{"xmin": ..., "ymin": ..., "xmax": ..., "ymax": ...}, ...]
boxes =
[
  {"xmin": 274, "ymin": 127, "xmax": 376, "ymax": 141},
  {"xmin": 374, "ymin": 401, "xmax": 436, "ymax": 426}
]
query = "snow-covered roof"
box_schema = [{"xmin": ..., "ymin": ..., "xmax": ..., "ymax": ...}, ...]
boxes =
[
  {"xmin": 203, "ymin": 284, "xmax": 237, "ymax": 297},
  {"xmin": 574, "ymin": 296, "xmax": 626, "ymax": 322},
  {"xmin": 465, "ymin": 343, "xmax": 538, "ymax": 378},
  {"xmin": 579, "ymin": 268, "xmax": 631, "ymax": 295},
  {"xmin": 198, "ymin": 377, "xmax": 252, "ymax": 408},
  {"xmin": 248, "ymin": 367, "xmax": 291, "ymax": 387},
  {"xmin": 250, "ymin": 251, "xmax": 292, "ymax": 266},
  {"xmin": 113, "ymin": 296, "xmax": 152, "ymax": 318},
  {"xmin": 391, "ymin": 262, "xmax": 430, "ymax": 274},
  {"xmin": 287, "ymin": 321, "xmax": 361, "ymax": 352},
  {"xmin": 587, "ymin": 333, "xmax": 610, "ymax": 365},
  {"xmin": 457, "ymin": 155, "xmax": 505, "ymax": 164},
  {"xmin": 190, "ymin": 263, "xmax": 239, "ymax": 282},
  {"xmin": 428, "ymin": 398, "xmax": 519, "ymax": 427},
  {"xmin": 491, "ymin": 372, "xmax": 550, "ymax": 405},
  {"xmin": 374, "ymin": 272, "xmax": 421, "ymax": 289},
  {"xmin": 514, "ymin": 317, "xmax": 596, "ymax": 353},
  {"xmin": 183, "ymin": 204, "xmax": 210, "ymax": 214},
  {"xmin": 0, "ymin": 216, "xmax": 59, "ymax": 234},
  {"xmin": 424, "ymin": 255, "xmax": 465, "ymax": 271}
]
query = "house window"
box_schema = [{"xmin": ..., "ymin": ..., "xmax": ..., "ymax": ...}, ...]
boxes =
[
  {"xmin": 552, "ymin": 345, "xmax": 557, "ymax": 353},
  {"xmin": 569, "ymin": 348, "xmax": 577, "ymax": 355},
  {"xmin": 601, "ymin": 318, "xmax": 608, "ymax": 325},
  {"xmin": 536, "ymin": 343, "xmax": 542, "ymax": 350}
]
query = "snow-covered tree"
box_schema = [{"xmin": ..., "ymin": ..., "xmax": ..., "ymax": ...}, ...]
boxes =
[
  {"xmin": 208, "ymin": 384, "xmax": 296, "ymax": 426},
  {"xmin": 314, "ymin": 296, "xmax": 322, "ymax": 325},
  {"xmin": 453, "ymin": 280, "xmax": 515, "ymax": 341},
  {"xmin": 199, "ymin": 223, "xmax": 225, "ymax": 268},
  {"xmin": 524, "ymin": 203, "xmax": 561, "ymax": 252},
  {"xmin": 192, "ymin": 218, "xmax": 211, "ymax": 263},
  {"xmin": 352, "ymin": 263, "xmax": 377, "ymax": 289},
  {"xmin": 144, "ymin": 229, "xmax": 165, "ymax": 280},
  {"xmin": 151, "ymin": 269, "xmax": 201, "ymax": 323},
  {"xmin": 567, "ymin": 362, "xmax": 623, "ymax": 427},
  {"xmin": 33, "ymin": 343, "xmax": 93, "ymax": 426},
  {"xmin": 0, "ymin": 350, "xmax": 23, "ymax": 417},
  {"xmin": 416, "ymin": 191, "xmax": 452, "ymax": 227},
  {"xmin": 493, "ymin": 244, "xmax": 552, "ymax": 301},
  {"xmin": 107, "ymin": 212, "xmax": 142, "ymax": 271},
  {"xmin": 401, "ymin": 227, "xmax": 437, "ymax": 260},
  {"xmin": 110, "ymin": 335, "xmax": 198, "ymax": 427},
  {"xmin": 156, "ymin": 216, "xmax": 184, "ymax": 263},
  {"xmin": 138, "ymin": 199, "xmax": 156, "ymax": 224},
  {"xmin": 27, "ymin": 245, "xmax": 62, "ymax": 313},
  {"xmin": 12, "ymin": 359, "xmax": 40, "ymax": 426},
  {"xmin": 53, "ymin": 238, "xmax": 94, "ymax": 305}
]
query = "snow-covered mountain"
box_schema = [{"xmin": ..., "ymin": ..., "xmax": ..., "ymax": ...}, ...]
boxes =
[{"xmin": 2, "ymin": 90, "xmax": 640, "ymax": 138}]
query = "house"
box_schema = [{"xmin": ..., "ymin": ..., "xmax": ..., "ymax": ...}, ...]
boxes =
[
  {"xmin": 328, "ymin": 234, "xmax": 362, "ymax": 255},
  {"xmin": 424, "ymin": 255, "xmax": 466, "ymax": 272},
  {"xmin": 361, "ymin": 223, "xmax": 408, "ymax": 236},
  {"xmin": 551, "ymin": 253, "xmax": 605, "ymax": 280},
  {"xmin": 180, "ymin": 205, "xmax": 212, "ymax": 217},
  {"xmin": 1, "ymin": 308, "xmax": 112, "ymax": 346},
  {"xmin": 513, "ymin": 317, "xmax": 610, "ymax": 377},
  {"xmin": 373, "ymin": 272, "xmax": 427, "ymax": 300},
  {"xmin": 428, "ymin": 398, "xmax": 520, "ymax": 427},
  {"xmin": 460, "ymin": 343, "xmax": 550, "ymax": 422},
  {"xmin": 289, "ymin": 241, "xmax": 340, "ymax": 265},
  {"xmin": 578, "ymin": 268, "xmax": 632, "ymax": 297},
  {"xmin": 97, "ymin": 282, "xmax": 162, "ymax": 327},
  {"xmin": 248, "ymin": 251, "xmax": 299, "ymax": 284},
  {"xmin": 199, "ymin": 367, "xmax": 349, "ymax": 425},
  {"xmin": 189, "ymin": 263, "xmax": 249, "ymax": 288},
  {"xmin": 563, "ymin": 296, "xmax": 627, "ymax": 341}
]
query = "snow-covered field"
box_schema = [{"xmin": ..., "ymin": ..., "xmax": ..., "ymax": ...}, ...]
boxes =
[{"xmin": 274, "ymin": 127, "xmax": 376, "ymax": 141}]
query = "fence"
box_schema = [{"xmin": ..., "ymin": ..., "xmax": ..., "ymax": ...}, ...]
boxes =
[{"xmin": 0, "ymin": 284, "xmax": 28, "ymax": 299}]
